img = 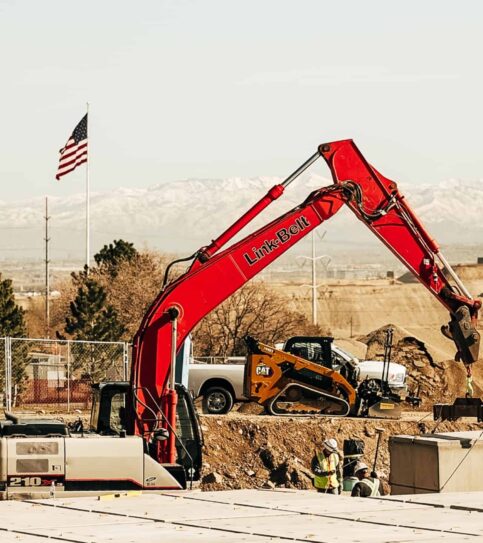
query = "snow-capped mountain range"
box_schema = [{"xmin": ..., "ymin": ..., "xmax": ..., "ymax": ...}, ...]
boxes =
[{"xmin": 1, "ymin": 175, "xmax": 483, "ymax": 261}]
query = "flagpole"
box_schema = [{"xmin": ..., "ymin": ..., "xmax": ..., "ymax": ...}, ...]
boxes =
[
  {"xmin": 86, "ymin": 102, "xmax": 90, "ymax": 269},
  {"xmin": 44, "ymin": 197, "xmax": 50, "ymax": 337}
]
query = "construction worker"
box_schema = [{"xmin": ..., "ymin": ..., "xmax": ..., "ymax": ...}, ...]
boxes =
[
  {"xmin": 311, "ymin": 438, "xmax": 343, "ymax": 494},
  {"xmin": 351, "ymin": 462, "xmax": 386, "ymax": 497}
]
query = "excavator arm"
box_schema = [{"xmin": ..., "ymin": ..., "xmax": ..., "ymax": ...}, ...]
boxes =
[{"xmin": 129, "ymin": 139, "xmax": 480, "ymax": 463}]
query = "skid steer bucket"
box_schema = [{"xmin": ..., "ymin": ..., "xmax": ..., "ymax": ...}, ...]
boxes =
[{"xmin": 367, "ymin": 398, "xmax": 402, "ymax": 419}]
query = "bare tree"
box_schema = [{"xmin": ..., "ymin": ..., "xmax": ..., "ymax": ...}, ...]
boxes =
[
  {"xmin": 41, "ymin": 250, "xmax": 171, "ymax": 342},
  {"xmin": 192, "ymin": 281, "xmax": 328, "ymax": 356},
  {"xmin": 98, "ymin": 251, "xmax": 169, "ymax": 338},
  {"xmin": 24, "ymin": 297, "xmax": 47, "ymax": 338},
  {"xmin": 49, "ymin": 277, "xmax": 77, "ymax": 339}
]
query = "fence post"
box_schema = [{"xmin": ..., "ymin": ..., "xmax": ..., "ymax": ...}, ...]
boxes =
[
  {"xmin": 2, "ymin": 338, "xmax": 5, "ymax": 409},
  {"xmin": 123, "ymin": 342, "xmax": 129, "ymax": 381},
  {"xmin": 5, "ymin": 337, "xmax": 11, "ymax": 411},
  {"xmin": 67, "ymin": 340, "xmax": 71, "ymax": 413},
  {"xmin": 3, "ymin": 338, "xmax": 7, "ymax": 410}
]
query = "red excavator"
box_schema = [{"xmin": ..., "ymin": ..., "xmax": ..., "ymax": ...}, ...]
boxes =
[
  {"xmin": 0, "ymin": 140, "xmax": 480, "ymax": 498},
  {"xmin": 129, "ymin": 139, "xmax": 480, "ymax": 480}
]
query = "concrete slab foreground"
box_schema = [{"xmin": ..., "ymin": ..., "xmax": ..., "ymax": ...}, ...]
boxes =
[
  {"xmin": 0, "ymin": 489, "xmax": 482, "ymax": 542},
  {"xmin": 381, "ymin": 490, "xmax": 483, "ymax": 512}
]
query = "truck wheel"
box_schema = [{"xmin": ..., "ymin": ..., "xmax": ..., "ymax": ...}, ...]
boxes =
[{"xmin": 202, "ymin": 386, "xmax": 234, "ymax": 414}]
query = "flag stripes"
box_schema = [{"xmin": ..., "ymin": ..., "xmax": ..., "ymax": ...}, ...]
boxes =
[{"xmin": 56, "ymin": 114, "xmax": 88, "ymax": 180}]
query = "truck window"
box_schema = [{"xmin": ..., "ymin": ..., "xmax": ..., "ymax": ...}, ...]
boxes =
[{"xmin": 331, "ymin": 351, "xmax": 345, "ymax": 368}]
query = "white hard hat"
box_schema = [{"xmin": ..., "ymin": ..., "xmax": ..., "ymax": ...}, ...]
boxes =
[
  {"xmin": 354, "ymin": 462, "xmax": 369, "ymax": 474},
  {"xmin": 323, "ymin": 438, "xmax": 338, "ymax": 452}
]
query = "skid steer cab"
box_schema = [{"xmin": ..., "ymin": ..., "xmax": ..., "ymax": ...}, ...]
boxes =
[{"xmin": 0, "ymin": 382, "xmax": 202, "ymax": 500}]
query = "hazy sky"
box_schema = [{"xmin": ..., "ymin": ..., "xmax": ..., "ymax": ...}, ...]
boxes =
[{"xmin": 1, "ymin": 0, "xmax": 483, "ymax": 202}]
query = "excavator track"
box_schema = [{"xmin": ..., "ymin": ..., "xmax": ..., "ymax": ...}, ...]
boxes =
[{"xmin": 265, "ymin": 382, "xmax": 351, "ymax": 417}]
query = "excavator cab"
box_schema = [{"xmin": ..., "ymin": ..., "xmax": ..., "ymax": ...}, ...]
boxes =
[
  {"xmin": 90, "ymin": 382, "xmax": 203, "ymax": 481},
  {"xmin": 90, "ymin": 382, "xmax": 128, "ymax": 435}
]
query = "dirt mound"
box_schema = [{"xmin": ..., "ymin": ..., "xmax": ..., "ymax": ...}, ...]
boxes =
[
  {"xmin": 333, "ymin": 337, "xmax": 367, "ymax": 359},
  {"xmin": 235, "ymin": 402, "xmax": 265, "ymax": 415},
  {"xmin": 199, "ymin": 413, "xmax": 480, "ymax": 492},
  {"xmin": 453, "ymin": 264, "xmax": 483, "ymax": 281},
  {"xmin": 358, "ymin": 324, "xmax": 483, "ymax": 406}
]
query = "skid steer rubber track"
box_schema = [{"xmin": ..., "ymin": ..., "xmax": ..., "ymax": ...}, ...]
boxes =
[{"xmin": 265, "ymin": 382, "xmax": 350, "ymax": 417}]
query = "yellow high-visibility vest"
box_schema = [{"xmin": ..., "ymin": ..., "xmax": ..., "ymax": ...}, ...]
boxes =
[{"xmin": 314, "ymin": 451, "xmax": 339, "ymax": 490}]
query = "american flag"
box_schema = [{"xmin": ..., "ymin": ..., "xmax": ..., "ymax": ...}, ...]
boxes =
[{"xmin": 56, "ymin": 114, "xmax": 88, "ymax": 180}]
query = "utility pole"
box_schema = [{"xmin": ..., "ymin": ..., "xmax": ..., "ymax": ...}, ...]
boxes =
[
  {"xmin": 44, "ymin": 197, "xmax": 50, "ymax": 337},
  {"xmin": 311, "ymin": 232, "xmax": 317, "ymax": 325},
  {"xmin": 297, "ymin": 230, "xmax": 330, "ymax": 326}
]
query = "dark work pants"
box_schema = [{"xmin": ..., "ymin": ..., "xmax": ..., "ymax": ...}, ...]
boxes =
[{"xmin": 317, "ymin": 488, "xmax": 337, "ymax": 494}]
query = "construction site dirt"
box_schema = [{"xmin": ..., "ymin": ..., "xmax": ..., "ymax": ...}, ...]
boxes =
[
  {"xmin": 13, "ymin": 308, "xmax": 482, "ymax": 498},
  {"xmin": 199, "ymin": 411, "xmax": 481, "ymax": 492},
  {"xmin": 358, "ymin": 323, "xmax": 483, "ymax": 408},
  {"xmin": 26, "ymin": 318, "xmax": 483, "ymax": 496},
  {"xmin": 198, "ymin": 313, "xmax": 483, "ymax": 492}
]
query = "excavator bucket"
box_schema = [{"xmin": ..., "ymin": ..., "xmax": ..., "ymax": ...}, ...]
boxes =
[
  {"xmin": 367, "ymin": 398, "xmax": 402, "ymax": 420},
  {"xmin": 442, "ymin": 306, "xmax": 480, "ymax": 364}
]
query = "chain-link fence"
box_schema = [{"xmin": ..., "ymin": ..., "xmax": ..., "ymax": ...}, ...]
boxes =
[{"xmin": 0, "ymin": 338, "xmax": 130, "ymax": 411}]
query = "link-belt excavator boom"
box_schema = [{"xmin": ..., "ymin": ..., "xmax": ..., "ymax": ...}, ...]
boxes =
[
  {"xmin": 0, "ymin": 139, "xmax": 480, "ymax": 499},
  {"xmin": 129, "ymin": 139, "xmax": 480, "ymax": 466}
]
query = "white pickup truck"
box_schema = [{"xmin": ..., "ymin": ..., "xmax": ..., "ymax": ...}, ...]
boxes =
[
  {"xmin": 189, "ymin": 339, "xmax": 407, "ymax": 414},
  {"xmin": 189, "ymin": 357, "xmax": 246, "ymax": 414}
]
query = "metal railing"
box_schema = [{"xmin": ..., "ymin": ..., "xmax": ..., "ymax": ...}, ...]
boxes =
[{"xmin": 0, "ymin": 337, "xmax": 131, "ymax": 411}]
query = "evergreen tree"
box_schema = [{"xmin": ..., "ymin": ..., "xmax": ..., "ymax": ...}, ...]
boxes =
[
  {"xmin": 94, "ymin": 239, "xmax": 138, "ymax": 278},
  {"xmin": 64, "ymin": 278, "xmax": 125, "ymax": 341},
  {"xmin": 0, "ymin": 275, "xmax": 27, "ymax": 337},
  {"xmin": 0, "ymin": 274, "xmax": 28, "ymax": 398},
  {"xmin": 56, "ymin": 240, "xmax": 140, "ymax": 342},
  {"xmin": 62, "ymin": 278, "xmax": 126, "ymax": 381}
]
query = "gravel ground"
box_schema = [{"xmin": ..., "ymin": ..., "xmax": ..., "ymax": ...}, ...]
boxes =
[{"xmin": 199, "ymin": 409, "xmax": 482, "ymax": 491}]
